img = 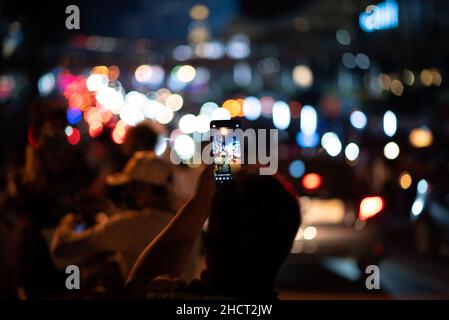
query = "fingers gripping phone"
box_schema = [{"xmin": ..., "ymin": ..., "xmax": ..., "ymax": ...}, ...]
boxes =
[{"xmin": 210, "ymin": 120, "xmax": 241, "ymax": 185}]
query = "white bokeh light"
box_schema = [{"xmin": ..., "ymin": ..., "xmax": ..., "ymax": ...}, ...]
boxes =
[
  {"xmin": 349, "ymin": 110, "xmax": 367, "ymax": 129},
  {"xmin": 345, "ymin": 143, "xmax": 360, "ymax": 161},
  {"xmin": 383, "ymin": 110, "xmax": 397, "ymax": 137},
  {"xmin": 86, "ymin": 74, "xmax": 109, "ymax": 92},
  {"xmin": 243, "ymin": 96, "xmax": 262, "ymax": 120},
  {"xmin": 384, "ymin": 141, "xmax": 400, "ymax": 160},
  {"xmin": 195, "ymin": 114, "xmax": 211, "ymax": 133},
  {"xmin": 321, "ymin": 132, "xmax": 342, "ymax": 157},
  {"xmin": 178, "ymin": 114, "xmax": 197, "ymax": 134},
  {"xmin": 211, "ymin": 108, "xmax": 231, "ymax": 120},
  {"xmin": 272, "ymin": 101, "xmax": 291, "ymax": 130},
  {"xmin": 174, "ymin": 134, "xmax": 195, "ymax": 160}
]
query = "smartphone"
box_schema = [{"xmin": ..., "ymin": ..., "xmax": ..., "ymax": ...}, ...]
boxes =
[{"xmin": 210, "ymin": 120, "xmax": 242, "ymax": 184}]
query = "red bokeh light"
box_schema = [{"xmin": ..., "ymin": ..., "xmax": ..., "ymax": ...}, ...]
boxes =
[
  {"xmin": 302, "ymin": 173, "xmax": 322, "ymax": 190},
  {"xmin": 67, "ymin": 127, "xmax": 81, "ymax": 145}
]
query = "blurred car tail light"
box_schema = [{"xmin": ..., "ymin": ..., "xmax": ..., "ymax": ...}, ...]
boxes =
[{"xmin": 359, "ymin": 196, "xmax": 384, "ymax": 221}]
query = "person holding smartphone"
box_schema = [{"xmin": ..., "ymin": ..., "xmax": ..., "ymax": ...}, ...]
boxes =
[{"xmin": 126, "ymin": 157, "xmax": 301, "ymax": 299}]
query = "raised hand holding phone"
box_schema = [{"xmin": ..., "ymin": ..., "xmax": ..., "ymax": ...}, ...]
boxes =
[{"xmin": 210, "ymin": 119, "xmax": 242, "ymax": 185}]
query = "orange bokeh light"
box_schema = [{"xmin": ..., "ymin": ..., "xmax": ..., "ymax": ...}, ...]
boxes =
[
  {"xmin": 112, "ymin": 120, "xmax": 128, "ymax": 144},
  {"xmin": 302, "ymin": 173, "xmax": 322, "ymax": 190},
  {"xmin": 222, "ymin": 99, "xmax": 241, "ymax": 117},
  {"xmin": 91, "ymin": 65, "xmax": 109, "ymax": 76},
  {"xmin": 359, "ymin": 196, "xmax": 384, "ymax": 221}
]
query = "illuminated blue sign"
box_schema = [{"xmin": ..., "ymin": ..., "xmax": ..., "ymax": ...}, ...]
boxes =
[{"xmin": 359, "ymin": 0, "xmax": 399, "ymax": 32}]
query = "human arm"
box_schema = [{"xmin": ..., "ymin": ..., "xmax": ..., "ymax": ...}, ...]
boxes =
[{"xmin": 125, "ymin": 166, "xmax": 215, "ymax": 291}]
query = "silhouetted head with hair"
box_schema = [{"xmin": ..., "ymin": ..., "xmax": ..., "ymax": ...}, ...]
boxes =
[
  {"xmin": 202, "ymin": 170, "xmax": 301, "ymax": 298},
  {"xmin": 122, "ymin": 122, "xmax": 158, "ymax": 157}
]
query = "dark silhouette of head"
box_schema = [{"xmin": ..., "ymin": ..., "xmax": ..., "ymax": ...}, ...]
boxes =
[
  {"xmin": 122, "ymin": 122, "xmax": 158, "ymax": 157},
  {"xmin": 203, "ymin": 170, "xmax": 301, "ymax": 298}
]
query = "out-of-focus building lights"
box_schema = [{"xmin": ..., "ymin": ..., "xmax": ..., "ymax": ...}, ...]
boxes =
[
  {"xmin": 86, "ymin": 74, "xmax": 108, "ymax": 92},
  {"xmin": 289, "ymin": 160, "xmax": 305, "ymax": 178},
  {"xmin": 66, "ymin": 127, "xmax": 81, "ymax": 145},
  {"xmin": 409, "ymin": 127, "xmax": 433, "ymax": 148},
  {"xmin": 96, "ymin": 87, "xmax": 124, "ymax": 114},
  {"xmin": 125, "ymin": 91, "xmax": 145, "ymax": 108},
  {"xmin": 91, "ymin": 66, "xmax": 108, "ymax": 76},
  {"xmin": 112, "ymin": 120, "xmax": 128, "ymax": 144},
  {"xmin": 211, "ymin": 107, "xmax": 231, "ymax": 120},
  {"xmin": 142, "ymin": 99, "xmax": 163, "ymax": 119},
  {"xmin": 67, "ymin": 107, "xmax": 82, "ymax": 125},
  {"xmin": 300, "ymin": 105, "xmax": 317, "ymax": 135},
  {"xmin": 378, "ymin": 73, "xmax": 391, "ymax": 90},
  {"xmin": 135, "ymin": 64, "xmax": 152, "ymax": 83},
  {"xmin": 68, "ymin": 93, "xmax": 91, "ymax": 112},
  {"xmin": 272, "ymin": 101, "xmax": 291, "ymax": 130},
  {"xmin": 243, "ymin": 96, "xmax": 262, "ymax": 120},
  {"xmin": 174, "ymin": 134, "xmax": 195, "ymax": 160},
  {"xmin": 342, "ymin": 53, "xmax": 356, "ymax": 69},
  {"xmin": 296, "ymin": 132, "xmax": 319, "ymax": 148},
  {"xmin": 38, "ymin": 72, "xmax": 55, "ymax": 96},
  {"xmin": 178, "ymin": 114, "xmax": 197, "ymax": 134},
  {"xmin": 399, "ymin": 171, "xmax": 412, "ymax": 190},
  {"xmin": 65, "ymin": 126, "xmax": 73, "ymax": 136},
  {"xmin": 321, "ymin": 132, "xmax": 342, "ymax": 157},
  {"xmin": 192, "ymin": 66, "xmax": 210, "ymax": 85},
  {"xmin": 147, "ymin": 65, "xmax": 165, "ymax": 87},
  {"xmin": 190, "ymin": 4, "xmax": 209, "ymax": 20},
  {"xmin": 336, "ymin": 29, "xmax": 351, "ymax": 45},
  {"xmin": 303, "ymin": 226, "xmax": 317, "ymax": 240},
  {"xmin": 431, "ymin": 69, "xmax": 442, "ymax": 86},
  {"xmin": 345, "ymin": 143, "xmax": 360, "ymax": 161},
  {"xmin": 196, "ymin": 41, "xmax": 225, "ymax": 60},
  {"xmin": 89, "ymin": 121, "xmax": 103, "ymax": 138},
  {"xmin": 195, "ymin": 114, "xmax": 211, "ymax": 133},
  {"xmin": 349, "ymin": 110, "xmax": 367, "ymax": 129},
  {"xmin": 355, "ymin": 53, "xmax": 370, "ymax": 69},
  {"xmin": 156, "ymin": 88, "xmax": 171, "ymax": 103},
  {"xmin": 390, "ymin": 79, "xmax": 404, "ymax": 96},
  {"xmin": 172, "ymin": 45, "xmax": 193, "ymax": 61},
  {"xmin": 119, "ymin": 104, "xmax": 144, "ymax": 126},
  {"xmin": 108, "ymin": 65, "xmax": 120, "ymax": 81},
  {"xmin": 156, "ymin": 106, "xmax": 174, "ymax": 124},
  {"xmin": 420, "ymin": 69, "xmax": 433, "ymax": 87},
  {"xmin": 222, "ymin": 99, "xmax": 241, "ymax": 118},
  {"xmin": 417, "ymin": 179, "xmax": 428, "ymax": 194},
  {"xmin": 84, "ymin": 107, "xmax": 102, "ymax": 125},
  {"xmin": 233, "ymin": 62, "xmax": 252, "ymax": 87},
  {"xmin": 188, "ymin": 24, "xmax": 209, "ymax": 43},
  {"xmin": 384, "ymin": 141, "xmax": 400, "ymax": 160},
  {"xmin": 175, "ymin": 65, "xmax": 196, "ymax": 83},
  {"xmin": 292, "ymin": 65, "xmax": 313, "ymax": 88},
  {"xmin": 260, "ymin": 96, "xmax": 274, "ymax": 117},
  {"xmin": 200, "ymin": 102, "xmax": 219, "ymax": 116},
  {"xmin": 403, "ymin": 69, "xmax": 414, "ymax": 86},
  {"xmin": 165, "ymin": 93, "xmax": 183, "ymax": 111},
  {"xmin": 167, "ymin": 79, "xmax": 184, "ymax": 94},
  {"xmin": 226, "ymin": 34, "xmax": 251, "ymax": 59},
  {"xmin": 411, "ymin": 198, "xmax": 424, "ymax": 216},
  {"xmin": 383, "ymin": 110, "xmax": 397, "ymax": 137},
  {"xmin": 302, "ymin": 173, "xmax": 322, "ymax": 190}
]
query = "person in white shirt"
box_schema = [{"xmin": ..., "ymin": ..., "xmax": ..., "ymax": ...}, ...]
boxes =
[{"xmin": 50, "ymin": 151, "xmax": 179, "ymax": 282}]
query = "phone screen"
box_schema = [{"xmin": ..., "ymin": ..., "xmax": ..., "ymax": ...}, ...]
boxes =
[{"xmin": 210, "ymin": 120, "xmax": 241, "ymax": 184}]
